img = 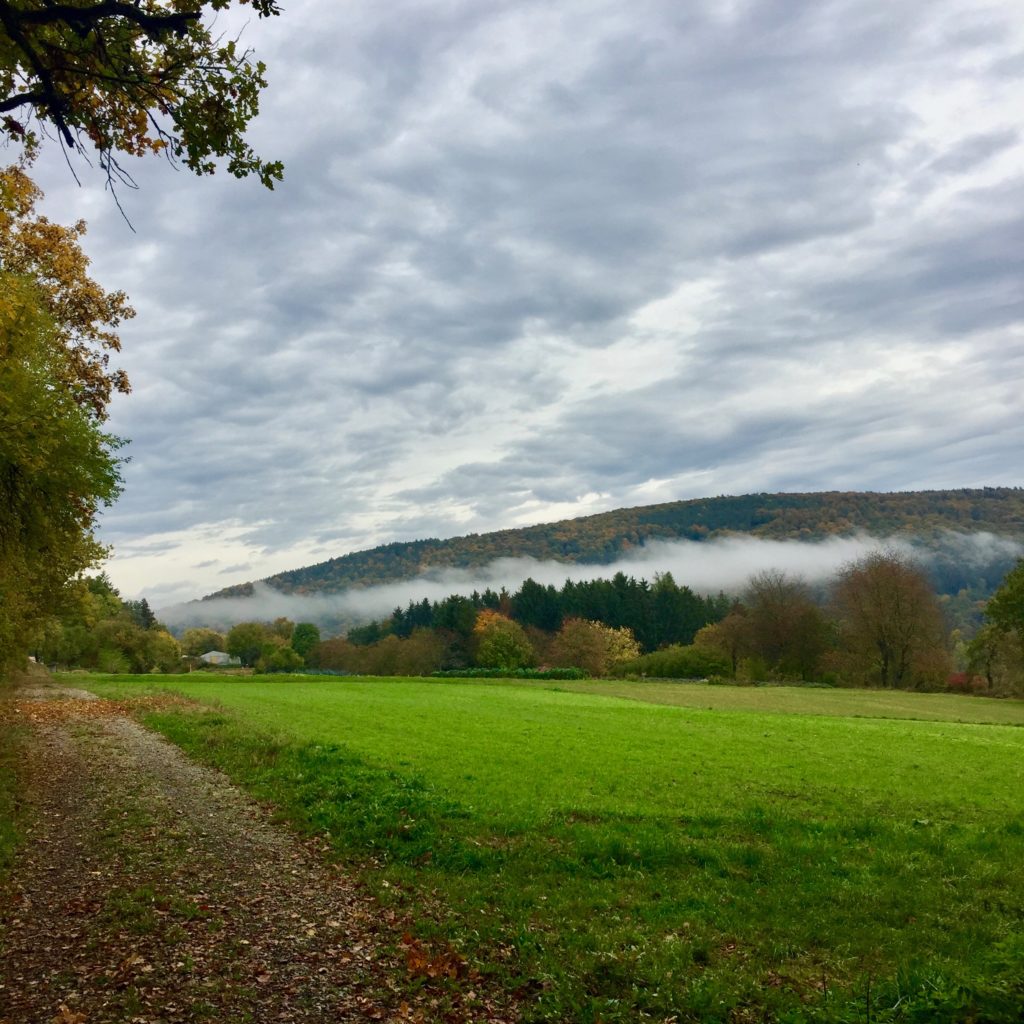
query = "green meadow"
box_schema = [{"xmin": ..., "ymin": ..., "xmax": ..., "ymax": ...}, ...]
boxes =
[{"xmin": 76, "ymin": 674, "xmax": 1024, "ymax": 1022}]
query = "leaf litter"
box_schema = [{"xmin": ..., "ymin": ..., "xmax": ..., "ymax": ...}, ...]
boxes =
[{"xmin": 0, "ymin": 685, "xmax": 518, "ymax": 1023}]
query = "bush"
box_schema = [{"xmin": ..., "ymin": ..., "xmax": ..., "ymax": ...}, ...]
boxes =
[
  {"xmin": 257, "ymin": 646, "xmax": 305, "ymax": 673},
  {"xmin": 614, "ymin": 644, "xmax": 730, "ymax": 680}
]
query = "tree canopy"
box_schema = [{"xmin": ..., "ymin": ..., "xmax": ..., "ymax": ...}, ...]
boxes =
[
  {"xmin": 0, "ymin": 0, "xmax": 282, "ymax": 186},
  {"xmin": 0, "ymin": 274, "xmax": 123, "ymax": 667},
  {"xmin": 0, "ymin": 163, "xmax": 125, "ymax": 669},
  {"xmin": 831, "ymin": 551, "xmax": 950, "ymax": 689},
  {"xmin": 210, "ymin": 489, "xmax": 1024, "ymax": 603}
]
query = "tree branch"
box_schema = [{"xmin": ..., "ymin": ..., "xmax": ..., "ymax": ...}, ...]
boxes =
[
  {"xmin": 5, "ymin": 2, "xmax": 200, "ymax": 37},
  {"xmin": 0, "ymin": 3, "xmax": 74, "ymax": 144},
  {"xmin": 0, "ymin": 89, "xmax": 47, "ymax": 112}
]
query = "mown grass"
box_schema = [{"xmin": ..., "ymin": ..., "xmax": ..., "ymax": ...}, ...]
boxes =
[
  {"xmin": 77, "ymin": 674, "xmax": 1024, "ymax": 1023},
  {"xmin": 544, "ymin": 677, "xmax": 1024, "ymax": 726}
]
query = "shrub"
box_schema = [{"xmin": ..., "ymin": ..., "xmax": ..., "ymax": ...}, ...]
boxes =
[{"xmin": 614, "ymin": 644, "xmax": 730, "ymax": 680}]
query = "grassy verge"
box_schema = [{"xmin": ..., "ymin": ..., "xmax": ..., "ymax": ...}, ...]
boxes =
[
  {"xmin": 78, "ymin": 675, "xmax": 1024, "ymax": 1023},
  {"xmin": 0, "ymin": 689, "xmax": 27, "ymax": 879}
]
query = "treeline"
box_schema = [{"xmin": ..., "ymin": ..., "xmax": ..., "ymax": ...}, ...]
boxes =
[
  {"xmin": 308, "ymin": 553, "xmax": 1024, "ymax": 695},
  {"xmin": 310, "ymin": 572, "xmax": 724, "ymax": 676},
  {"xmin": 355, "ymin": 573, "xmax": 729, "ymax": 652},
  {"xmin": 43, "ymin": 554, "xmax": 1024, "ymax": 696},
  {"xmin": 36, "ymin": 578, "xmax": 326, "ymax": 675},
  {"xmin": 205, "ymin": 488, "xmax": 1024, "ymax": 600},
  {"xmin": 35, "ymin": 575, "xmax": 181, "ymax": 673}
]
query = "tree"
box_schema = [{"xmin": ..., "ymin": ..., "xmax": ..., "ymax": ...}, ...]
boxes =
[
  {"xmin": 512, "ymin": 578, "xmax": 562, "ymax": 632},
  {"xmin": 473, "ymin": 610, "xmax": 534, "ymax": 671},
  {"xmin": 145, "ymin": 628, "xmax": 181, "ymax": 672},
  {"xmin": 742, "ymin": 570, "xmax": 828, "ymax": 680},
  {"xmin": 549, "ymin": 618, "xmax": 640, "ymax": 677},
  {"xmin": 0, "ymin": 272, "xmax": 122, "ymax": 669},
  {"xmin": 693, "ymin": 608, "xmax": 748, "ymax": 677},
  {"xmin": 269, "ymin": 616, "xmax": 294, "ymax": 641},
  {"xmin": 0, "ymin": 163, "xmax": 128, "ymax": 670},
  {"xmin": 0, "ymin": 0, "xmax": 283, "ymax": 187},
  {"xmin": 290, "ymin": 622, "xmax": 320, "ymax": 660},
  {"xmin": 648, "ymin": 572, "xmax": 708, "ymax": 649},
  {"xmin": 125, "ymin": 597, "xmax": 156, "ymax": 629},
  {"xmin": 181, "ymin": 626, "xmax": 226, "ymax": 656},
  {"xmin": 832, "ymin": 550, "xmax": 950, "ymax": 689},
  {"xmin": 966, "ymin": 623, "xmax": 1023, "ymax": 695},
  {"xmin": 985, "ymin": 559, "xmax": 1024, "ymax": 642},
  {"xmin": 965, "ymin": 559, "xmax": 1024, "ymax": 696},
  {"xmin": 433, "ymin": 595, "xmax": 477, "ymax": 638},
  {"xmin": 256, "ymin": 644, "xmax": 303, "ymax": 673},
  {"xmin": 1, "ymin": 164, "xmax": 133, "ymax": 418},
  {"xmin": 226, "ymin": 620, "xmax": 271, "ymax": 667}
]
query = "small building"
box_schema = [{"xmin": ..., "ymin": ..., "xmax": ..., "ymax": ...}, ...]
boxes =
[{"xmin": 199, "ymin": 650, "xmax": 241, "ymax": 666}]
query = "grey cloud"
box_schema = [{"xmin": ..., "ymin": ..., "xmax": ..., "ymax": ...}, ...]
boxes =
[{"xmin": 25, "ymin": 0, "xmax": 1020, "ymax": 599}]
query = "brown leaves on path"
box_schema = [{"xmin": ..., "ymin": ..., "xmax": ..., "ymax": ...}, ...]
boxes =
[
  {"xmin": 2, "ymin": 694, "xmax": 187, "ymax": 725},
  {"xmin": 0, "ymin": 686, "xmax": 519, "ymax": 1024}
]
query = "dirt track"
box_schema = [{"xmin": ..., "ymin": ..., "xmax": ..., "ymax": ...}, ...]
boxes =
[{"xmin": 0, "ymin": 684, "xmax": 512, "ymax": 1024}]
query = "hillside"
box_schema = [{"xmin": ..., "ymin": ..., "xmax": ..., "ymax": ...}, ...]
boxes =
[{"xmin": 204, "ymin": 487, "xmax": 1024, "ymax": 601}]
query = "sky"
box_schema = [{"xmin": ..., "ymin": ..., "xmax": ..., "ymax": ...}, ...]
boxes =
[{"xmin": 28, "ymin": 0, "xmax": 1024, "ymax": 607}]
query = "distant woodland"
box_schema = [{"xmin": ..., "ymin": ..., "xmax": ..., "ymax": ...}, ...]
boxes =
[
  {"xmin": 206, "ymin": 488, "xmax": 1024, "ymax": 600},
  {"xmin": 32, "ymin": 489, "xmax": 1024, "ymax": 696},
  {"xmin": 40, "ymin": 550, "xmax": 1024, "ymax": 699}
]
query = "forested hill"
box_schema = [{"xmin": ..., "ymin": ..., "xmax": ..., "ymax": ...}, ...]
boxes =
[{"xmin": 204, "ymin": 488, "xmax": 1024, "ymax": 601}]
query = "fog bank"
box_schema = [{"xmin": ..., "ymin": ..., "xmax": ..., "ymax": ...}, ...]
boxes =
[{"xmin": 158, "ymin": 531, "xmax": 1021, "ymax": 631}]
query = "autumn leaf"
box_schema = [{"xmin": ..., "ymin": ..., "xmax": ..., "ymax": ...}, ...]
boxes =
[{"xmin": 52, "ymin": 1006, "xmax": 86, "ymax": 1024}]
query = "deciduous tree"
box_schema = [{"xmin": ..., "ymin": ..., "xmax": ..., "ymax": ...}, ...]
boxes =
[
  {"xmin": 549, "ymin": 618, "xmax": 639, "ymax": 677},
  {"xmin": 226, "ymin": 620, "xmax": 271, "ymax": 667},
  {"xmin": 181, "ymin": 626, "xmax": 226, "ymax": 656},
  {"xmin": 742, "ymin": 570, "xmax": 828, "ymax": 680},
  {"xmin": 693, "ymin": 608, "xmax": 748, "ymax": 677},
  {"xmin": 473, "ymin": 610, "xmax": 534, "ymax": 671},
  {"xmin": 984, "ymin": 559, "xmax": 1024, "ymax": 642},
  {"xmin": 832, "ymin": 550, "xmax": 950, "ymax": 689},
  {"xmin": 290, "ymin": 622, "xmax": 320, "ymax": 660},
  {"xmin": 1, "ymin": 162, "xmax": 132, "ymax": 418},
  {"xmin": 0, "ymin": 273, "xmax": 122, "ymax": 669},
  {"xmin": 0, "ymin": 0, "xmax": 283, "ymax": 187},
  {"xmin": 0, "ymin": 164, "xmax": 128, "ymax": 669}
]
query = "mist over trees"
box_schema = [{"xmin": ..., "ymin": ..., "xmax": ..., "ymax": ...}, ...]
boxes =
[
  {"xmin": 33, "ymin": 545, "xmax": 1024, "ymax": 698},
  {"xmin": 305, "ymin": 555, "xmax": 1024, "ymax": 696},
  {"xmin": 206, "ymin": 489, "xmax": 1024, "ymax": 603}
]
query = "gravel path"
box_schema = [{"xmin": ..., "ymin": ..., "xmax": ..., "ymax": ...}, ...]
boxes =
[{"xmin": 0, "ymin": 685, "xmax": 512, "ymax": 1024}]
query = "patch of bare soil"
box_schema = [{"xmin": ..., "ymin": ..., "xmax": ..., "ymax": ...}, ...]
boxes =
[{"xmin": 0, "ymin": 686, "xmax": 516, "ymax": 1024}]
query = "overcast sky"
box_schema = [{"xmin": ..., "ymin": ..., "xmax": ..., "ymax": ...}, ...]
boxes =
[{"xmin": 30, "ymin": 0, "xmax": 1024, "ymax": 605}]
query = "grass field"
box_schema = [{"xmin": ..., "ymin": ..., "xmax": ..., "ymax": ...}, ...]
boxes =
[{"xmin": 76, "ymin": 674, "xmax": 1024, "ymax": 1022}]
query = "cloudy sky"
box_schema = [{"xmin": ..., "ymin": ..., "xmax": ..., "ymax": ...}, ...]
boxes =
[{"xmin": 31, "ymin": 0, "xmax": 1024, "ymax": 605}]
